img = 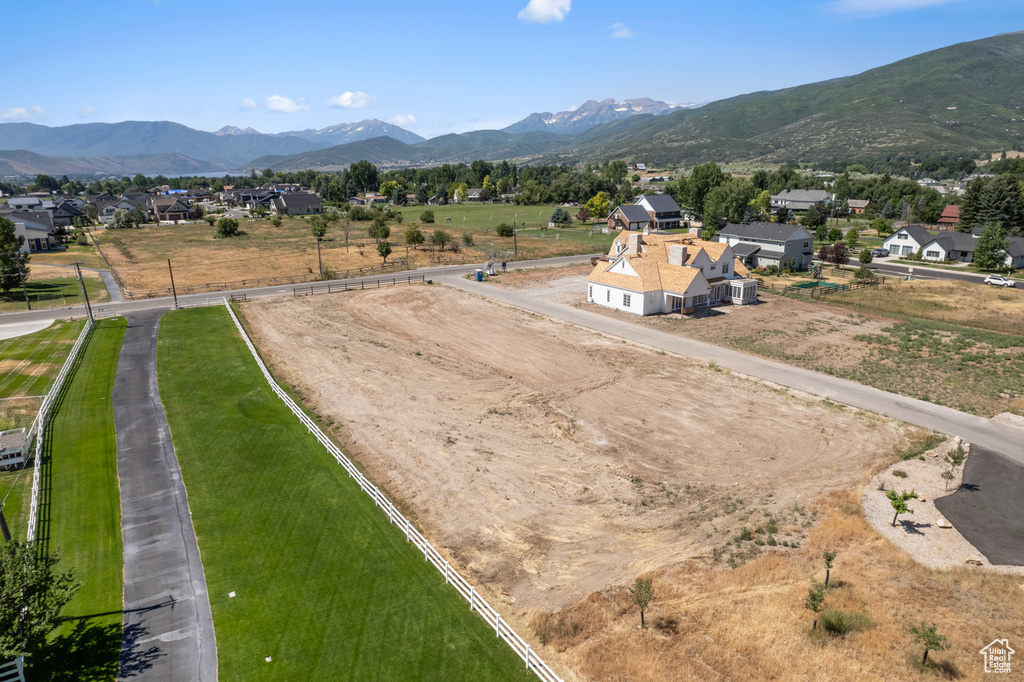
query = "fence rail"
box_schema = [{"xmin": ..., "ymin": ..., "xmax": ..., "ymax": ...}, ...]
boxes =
[
  {"xmin": 93, "ymin": 308, "xmax": 119, "ymax": 319},
  {"xmin": 0, "ymin": 657, "xmax": 24, "ymax": 682},
  {"xmin": 293, "ymin": 275, "xmax": 426, "ymax": 297},
  {"xmin": 26, "ymin": 318, "xmax": 94, "ymax": 543},
  {"xmin": 220, "ymin": 299, "xmax": 562, "ymax": 682},
  {"xmin": 173, "ymin": 297, "xmax": 228, "ymax": 310}
]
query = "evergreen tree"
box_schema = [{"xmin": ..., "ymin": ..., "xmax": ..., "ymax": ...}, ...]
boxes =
[
  {"xmin": 882, "ymin": 200, "xmax": 895, "ymax": 220},
  {"xmin": 973, "ymin": 222, "xmax": 1009, "ymax": 270},
  {"xmin": 0, "ymin": 217, "xmax": 29, "ymax": 294}
]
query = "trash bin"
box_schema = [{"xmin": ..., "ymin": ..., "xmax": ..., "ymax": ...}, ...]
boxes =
[{"xmin": 475, "ymin": 269, "xmax": 484, "ymax": 282}]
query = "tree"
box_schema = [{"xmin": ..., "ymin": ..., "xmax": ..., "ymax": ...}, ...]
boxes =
[
  {"xmin": 829, "ymin": 242, "xmax": 849, "ymax": 266},
  {"xmin": 430, "ymin": 229, "xmax": 452, "ymax": 252},
  {"xmin": 882, "ymin": 200, "xmax": 895, "ymax": 220},
  {"xmin": 131, "ymin": 206, "xmax": 148, "ymax": 227},
  {"xmin": 550, "ymin": 207, "xmax": 572, "ymax": 228},
  {"xmin": 870, "ymin": 217, "xmax": 893, "ymax": 236},
  {"xmin": 885, "ymin": 489, "xmax": 918, "ymax": 526},
  {"xmin": 379, "ymin": 180, "xmax": 399, "ymax": 199},
  {"xmin": 349, "ymin": 160, "xmax": 379, "ymax": 194},
  {"xmin": 942, "ymin": 446, "xmax": 967, "ymax": 491},
  {"xmin": 341, "ymin": 217, "xmax": 353, "ymax": 252},
  {"xmin": 823, "ymin": 551, "xmax": 837, "ymax": 588},
  {"xmin": 845, "ymin": 226, "xmax": 860, "ymax": 249},
  {"xmin": 420, "ymin": 210, "xmax": 435, "ymax": 223},
  {"xmin": 574, "ymin": 206, "xmax": 591, "ymax": 222},
  {"xmin": 216, "ymin": 217, "xmax": 240, "ymax": 237},
  {"xmin": 310, "ymin": 217, "xmax": 327, "ymax": 241},
  {"xmin": 973, "ymin": 222, "xmax": 1009, "ymax": 270},
  {"xmin": 369, "ymin": 216, "xmax": 389, "ymax": 242},
  {"xmin": 584, "ymin": 192, "xmax": 611, "ymax": 220},
  {"xmin": 203, "ymin": 215, "xmax": 217, "ymax": 227},
  {"xmin": 377, "ymin": 240, "xmax": 392, "ymax": 263},
  {"xmin": 110, "ymin": 207, "xmax": 133, "ymax": 230},
  {"xmin": 817, "ymin": 244, "xmax": 832, "ymax": 265},
  {"xmin": 462, "ymin": 231, "xmax": 474, "ymax": 246},
  {"xmin": 704, "ymin": 178, "xmax": 757, "ymax": 227},
  {"xmin": 804, "ymin": 581, "xmax": 826, "ymax": 630},
  {"xmin": 0, "ymin": 217, "xmax": 29, "ymax": 294},
  {"xmin": 751, "ymin": 190, "xmax": 772, "ymax": 221},
  {"xmin": 404, "ymin": 225, "xmax": 425, "ymax": 248},
  {"xmin": 0, "ymin": 540, "xmax": 80, "ymax": 659},
  {"xmin": 800, "ymin": 206, "xmax": 826, "ymax": 229},
  {"xmin": 815, "ymin": 224, "xmax": 828, "ymax": 241},
  {"xmin": 907, "ymin": 621, "xmax": 950, "ymax": 666},
  {"xmin": 628, "ymin": 577, "xmax": 653, "ymax": 628},
  {"xmin": 455, "ymin": 183, "xmax": 468, "ymax": 204},
  {"xmin": 496, "ymin": 223, "xmax": 515, "ymax": 237},
  {"xmin": 859, "ymin": 248, "xmax": 873, "ymax": 265},
  {"xmin": 683, "ymin": 162, "xmax": 726, "ymax": 219},
  {"xmin": 251, "ymin": 205, "xmax": 268, "ymax": 219},
  {"xmin": 827, "ymin": 226, "xmax": 843, "ymax": 242}
]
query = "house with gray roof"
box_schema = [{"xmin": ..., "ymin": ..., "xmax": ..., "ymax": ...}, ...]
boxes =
[
  {"xmin": 717, "ymin": 222, "xmax": 815, "ymax": 270},
  {"xmin": 882, "ymin": 224, "xmax": 935, "ymax": 257},
  {"xmin": 770, "ymin": 189, "xmax": 832, "ymax": 212},
  {"xmin": 635, "ymin": 194, "xmax": 683, "ymax": 230},
  {"xmin": 606, "ymin": 204, "xmax": 653, "ymax": 231},
  {"xmin": 919, "ymin": 229, "xmax": 1024, "ymax": 269},
  {"xmin": 6, "ymin": 211, "xmax": 55, "ymax": 252},
  {"xmin": 271, "ymin": 192, "xmax": 322, "ymax": 216}
]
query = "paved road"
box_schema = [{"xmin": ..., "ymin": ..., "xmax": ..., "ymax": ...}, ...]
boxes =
[
  {"xmin": 438, "ymin": 272, "xmax": 1024, "ymax": 465},
  {"xmin": 866, "ymin": 259, "xmax": 992, "ymax": 283},
  {"xmin": 935, "ymin": 447, "xmax": 1024, "ymax": 566},
  {"xmin": 113, "ymin": 310, "xmax": 217, "ymax": 681}
]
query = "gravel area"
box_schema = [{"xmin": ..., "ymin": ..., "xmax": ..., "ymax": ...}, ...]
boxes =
[{"xmin": 863, "ymin": 438, "xmax": 1024, "ymax": 574}]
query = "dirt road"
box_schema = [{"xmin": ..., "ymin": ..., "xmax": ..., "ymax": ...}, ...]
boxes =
[{"xmin": 243, "ymin": 285, "xmax": 905, "ymax": 615}]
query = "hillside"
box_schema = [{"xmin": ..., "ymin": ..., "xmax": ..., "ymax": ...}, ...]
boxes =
[
  {"xmin": 502, "ymin": 98, "xmax": 686, "ymax": 135},
  {"xmin": 0, "ymin": 149, "xmax": 224, "ymax": 176}
]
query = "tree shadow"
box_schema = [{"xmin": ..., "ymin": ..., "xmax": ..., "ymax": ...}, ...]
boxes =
[
  {"xmin": 120, "ymin": 621, "xmax": 164, "ymax": 678},
  {"xmin": 899, "ymin": 520, "xmax": 932, "ymax": 535},
  {"xmin": 27, "ymin": 618, "xmax": 122, "ymax": 681}
]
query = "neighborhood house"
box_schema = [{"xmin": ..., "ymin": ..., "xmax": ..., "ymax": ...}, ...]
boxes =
[
  {"xmin": 717, "ymin": 222, "xmax": 815, "ymax": 271},
  {"xmin": 587, "ymin": 231, "xmax": 758, "ymax": 316},
  {"xmin": 606, "ymin": 195, "xmax": 684, "ymax": 231}
]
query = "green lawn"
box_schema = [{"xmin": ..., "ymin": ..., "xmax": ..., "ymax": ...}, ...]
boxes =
[
  {"xmin": 0, "ymin": 275, "xmax": 108, "ymax": 313},
  {"xmin": 29, "ymin": 319, "xmax": 126, "ymax": 680},
  {"xmin": 0, "ymin": 319, "xmax": 86, "ymax": 400},
  {"xmin": 157, "ymin": 307, "xmax": 533, "ymax": 681}
]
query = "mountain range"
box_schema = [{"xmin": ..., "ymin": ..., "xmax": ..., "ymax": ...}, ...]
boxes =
[{"xmin": 1, "ymin": 32, "xmax": 1022, "ymax": 176}]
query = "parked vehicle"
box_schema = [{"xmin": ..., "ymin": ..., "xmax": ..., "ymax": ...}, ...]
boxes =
[
  {"xmin": 983, "ymin": 274, "xmax": 1016, "ymax": 287},
  {"xmin": 871, "ymin": 248, "xmax": 889, "ymax": 257}
]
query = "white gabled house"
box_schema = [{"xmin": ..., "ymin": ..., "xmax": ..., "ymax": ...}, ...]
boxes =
[
  {"xmin": 882, "ymin": 224, "xmax": 934, "ymax": 257},
  {"xmin": 588, "ymin": 232, "xmax": 758, "ymax": 315}
]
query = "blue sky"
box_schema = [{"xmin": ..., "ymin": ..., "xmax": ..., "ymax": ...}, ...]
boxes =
[{"xmin": 3, "ymin": 0, "xmax": 1021, "ymax": 138}]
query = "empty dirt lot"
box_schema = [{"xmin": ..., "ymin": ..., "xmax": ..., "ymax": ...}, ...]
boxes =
[{"xmin": 243, "ymin": 286, "xmax": 910, "ymax": 611}]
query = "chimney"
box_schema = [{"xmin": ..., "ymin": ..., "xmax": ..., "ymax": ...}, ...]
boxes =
[
  {"xmin": 626, "ymin": 232, "xmax": 643, "ymax": 255},
  {"xmin": 668, "ymin": 243, "xmax": 688, "ymax": 267}
]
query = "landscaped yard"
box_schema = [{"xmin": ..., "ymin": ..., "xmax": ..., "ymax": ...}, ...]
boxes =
[
  {"xmin": 156, "ymin": 306, "xmax": 533, "ymax": 681},
  {"xmin": 97, "ymin": 205, "xmax": 613, "ymax": 295},
  {"xmin": 29, "ymin": 318, "xmax": 126, "ymax": 681},
  {"xmin": 0, "ymin": 265, "xmax": 108, "ymax": 313}
]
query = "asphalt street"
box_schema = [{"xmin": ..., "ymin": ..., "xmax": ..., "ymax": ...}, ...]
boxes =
[{"xmin": 113, "ymin": 310, "xmax": 217, "ymax": 681}]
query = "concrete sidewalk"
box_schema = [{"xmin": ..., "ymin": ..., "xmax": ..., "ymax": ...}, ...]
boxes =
[{"xmin": 113, "ymin": 310, "xmax": 217, "ymax": 681}]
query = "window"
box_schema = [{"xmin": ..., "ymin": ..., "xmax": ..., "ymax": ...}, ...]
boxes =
[
  {"xmin": 589, "ymin": 286, "xmax": 593, "ymax": 299},
  {"xmin": 710, "ymin": 264, "xmax": 717, "ymax": 271},
  {"xmin": 623, "ymin": 293, "xmax": 632, "ymax": 307},
  {"xmin": 722, "ymin": 262, "xmax": 729, "ymax": 274},
  {"xmin": 897, "ymin": 233, "xmax": 907, "ymax": 240},
  {"xmin": 925, "ymin": 250, "xmax": 939, "ymax": 259},
  {"xmin": 804, "ymin": 242, "xmax": 809, "ymax": 248},
  {"xmin": 606, "ymin": 289, "xmax": 611, "ymax": 302}
]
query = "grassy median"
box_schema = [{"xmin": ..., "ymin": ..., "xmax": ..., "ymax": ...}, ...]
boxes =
[
  {"xmin": 30, "ymin": 318, "xmax": 127, "ymax": 680},
  {"xmin": 157, "ymin": 307, "xmax": 531, "ymax": 681}
]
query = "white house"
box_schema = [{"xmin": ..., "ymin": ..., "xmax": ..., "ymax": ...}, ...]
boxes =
[
  {"xmin": 882, "ymin": 224, "xmax": 935, "ymax": 258},
  {"xmin": 918, "ymin": 229, "xmax": 1024, "ymax": 269},
  {"xmin": 587, "ymin": 232, "xmax": 757, "ymax": 316}
]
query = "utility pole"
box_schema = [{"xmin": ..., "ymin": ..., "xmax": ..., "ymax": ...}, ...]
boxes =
[
  {"xmin": 0, "ymin": 506, "xmax": 10, "ymax": 542},
  {"xmin": 74, "ymin": 262, "xmax": 93, "ymax": 321},
  {"xmin": 513, "ymin": 220, "xmax": 518, "ymax": 257},
  {"xmin": 167, "ymin": 258, "xmax": 178, "ymax": 308},
  {"xmin": 17, "ymin": 264, "xmax": 30, "ymax": 311},
  {"xmin": 316, "ymin": 237, "xmax": 323, "ymax": 279}
]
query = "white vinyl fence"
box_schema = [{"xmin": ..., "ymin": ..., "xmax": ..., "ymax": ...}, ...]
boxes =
[
  {"xmin": 26, "ymin": 318, "xmax": 94, "ymax": 543},
  {"xmin": 3, "ymin": 317, "xmax": 95, "ymax": 682},
  {"xmin": 221, "ymin": 299, "xmax": 563, "ymax": 682}
]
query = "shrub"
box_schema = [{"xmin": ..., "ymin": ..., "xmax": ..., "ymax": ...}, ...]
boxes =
[
  {"xmin": 216, "ymin": 217, "xmax": 239, "ymax": 238},
  {"xmin": 854, "ymin": 266, "xmax": 874, "ymax": 279},
  {"xmin": 270, "ymin": 216, "xmax": 282, "ymax": 227},
  {"xmin": 496, "ymin": 222, "xmax": 515, "ymax": 237},
  {"xmin": 349, "ymin": 205, "xmax": 373, "ymax": 221},
  {"xmin": 893, "ymin": 469, "xmax": 908, "ymax": 478},
  {"xmin": 820, "ymin": 608, "xmax": 872, "ymax": 635},
  {"xmin": 420, "ymin": 210, "xmax": 435, "ymax": 223},
  {"xmin": 462, "ymin": 231, "xmax": 474, "ymax": 246},
  {"xmin": 763, "ymin": 264, "xmax": 780, "ymax": 276},
  {"xmin": 76, "ymin": 234, "xmax": 88, "ymax": 246}
]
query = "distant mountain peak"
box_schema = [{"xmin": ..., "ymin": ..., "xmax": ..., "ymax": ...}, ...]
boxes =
[
  {"xmin": 502, "ymin": 97, "xmax": 694, "ymax": 135},
  {"xmin": 214, "ymin": 125, "xmax": 261, "ymax": 136},
  {"xmin": 275, "ymin": 119, "xmax": 425, "ymax": 145}
]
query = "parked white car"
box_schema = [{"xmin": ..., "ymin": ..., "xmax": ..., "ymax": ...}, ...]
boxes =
[{"xmin": 983, "ymin": 274, "xmax": 1016, "ymax": 287}]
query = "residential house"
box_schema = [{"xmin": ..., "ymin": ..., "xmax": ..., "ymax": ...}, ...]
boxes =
[
  {"xmin": 96, "ymin": 198, "xmax": 144, "ymax": 224},
  {"xmin": 587, "ymin": 231, "xmax": 757, "ymax": 316},
  {"xmin": 50, "ymin": 199, "xmax": 85, "ymax": 227},
  {"xmin": 770, "ymin": 189, "xmax": 831, "ymax": 213},
  {"xmin": 918, "ymin": 228, "xmax": 1024, "ymax": 269},
  {"xmin": 882, "ymin": 224, "xmax": 935, "ymax": 258},
  {"xmin": 239, "ymin": 189, "xmax": 277, "ymax": 210},
  {"xmin": 465, "ymin": 188, "xmax": 486, "ymax": 202},
  {"xmin": 635, "ymin": 194, "xmax": 683, "ymax": 230},
  {"xmin": 717, "ymin": 222, "xmax": 815, "ymax": 270},
  {"xmin": 917, "ymin": 178, "xmax": 949, "ymax": 196},
  {"xmin": 631, "ymin": 163, "xmax": 647, "ymax": 171},
  {"xmin": 606, "ymin": 204, "xmax": 652, "ymax": 231},
  {"xmin": 150, "ymin": 196, "xmax": 193, "ymax": 222},
  {"xmin": 7, "ymin": 211, "xmax": 55, "ymax": 252},
  {"xmin": 6, "ymin": 197, "xmax": 44, "ymax": 211},
  {"xmin": 847, "ymin": 199, "xmax": 870, "ymax": 215},
  {"xmin": 937, "ymin": 204, "xmax": 959, "ymax": 230},
  {"xmin": 346, "ymin": 197, "xmax": 365, "ymax": 206},
  {"xmin": 271, "ymin": 192, "xmax": 323, "ymax": 216}
]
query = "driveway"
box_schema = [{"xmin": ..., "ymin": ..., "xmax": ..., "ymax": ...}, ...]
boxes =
[{"xmin": 935, "ymin": 447, "xmax": 1024, "ymax": 566}]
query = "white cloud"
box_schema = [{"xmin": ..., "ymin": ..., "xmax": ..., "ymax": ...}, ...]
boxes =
[
  {"xmin": 390, "ymin": 114, "xmax": 417, "ymax": 127},
  {"xmin": 1, "ymin": 105, "xmax": 44, "ymax": 121},
  {"xmin": 241, "ymin": 97, "xmax": 258, "ymax": 111},
  {"xmin": 609, "ymin": 22, "xmax": 632, "ymax": 38},
  {"xmin": 829, "ymin": 0, "xmax": 964, "ymax": 14},
  {"xmin": 79, "ymin": 105, "xmax": 98, "ymax": 118},
  {"xmin": 265, "ymin": 95, "xmax": 309, "ymax": 113},
  {"xmin": 518, "ymin": 0, "xmax": 570, "ymax": 24},
  {"xmin": 327, "ymin": 91, "xmax": 377, "ymax": 109}
]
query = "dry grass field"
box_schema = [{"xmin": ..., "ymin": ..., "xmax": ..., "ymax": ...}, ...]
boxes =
[
  {"xmin": 227, "ymin": 284, "xmax": 1014, "ymax": 681},
  {"xmin": 95, "ymin": 210, "xmax": 612, "ymax": 294}
]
